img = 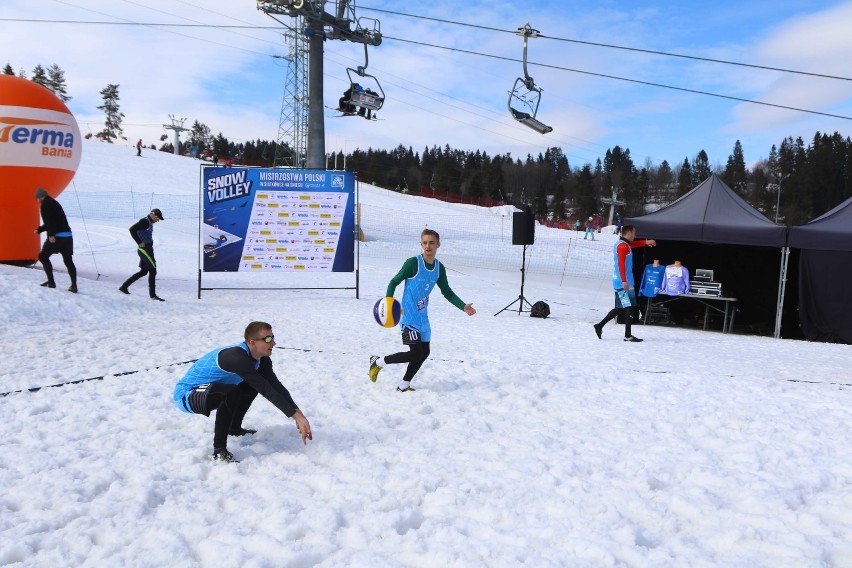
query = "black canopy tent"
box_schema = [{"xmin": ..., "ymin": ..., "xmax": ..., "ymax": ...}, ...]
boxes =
[
  {"xmin": 625, "ymin": 174, "xmax": 790, "ymax": 336},
  {"xmin": 788, "ymin": 197, "xmax": 852, "ymax": 344}
]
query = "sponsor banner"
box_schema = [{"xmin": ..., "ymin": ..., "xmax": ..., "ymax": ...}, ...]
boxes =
[
  {"xmin": 0, "ymin": 105, "xmax": 81, "ymax": 170},
  {"xmin": 202, "ymin": 167, "xmax": 355, "ymax": 272}
]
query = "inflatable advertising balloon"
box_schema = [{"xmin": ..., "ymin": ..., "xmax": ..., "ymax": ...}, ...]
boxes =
[{"xmin": 0, "ymin": 75, "xmax": 82, "ymax": 263}]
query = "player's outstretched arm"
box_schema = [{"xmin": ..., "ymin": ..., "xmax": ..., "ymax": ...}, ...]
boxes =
[{"xmin": 464, "ymin": 303, "xmax": 476, "ymax": 316}]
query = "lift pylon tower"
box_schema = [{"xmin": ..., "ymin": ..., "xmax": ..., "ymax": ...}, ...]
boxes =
[
  {"xmin": 257, "ymin": 1, "xmax": 382, "ymax": 169},
  {"xmin": 272, "ymin": 20, "xmax": 308, "ymax": 168}
]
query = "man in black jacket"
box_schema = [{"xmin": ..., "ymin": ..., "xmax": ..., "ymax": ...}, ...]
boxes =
[
  {"xmin": 119, "ymin": 208, "xmax": 165, "ymax": 301},
  {"xmin": 34, "ymin": 188, "xmax": 78, "ymax": 293}
]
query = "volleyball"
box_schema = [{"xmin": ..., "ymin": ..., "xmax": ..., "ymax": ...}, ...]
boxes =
[{"xmin": 373, "ymin": 297, "xmax": 402, "ymax": 328}]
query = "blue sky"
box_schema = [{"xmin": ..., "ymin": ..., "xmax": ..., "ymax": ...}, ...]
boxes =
[{"xmin": 3, "ymin": 0, "xmax": 851, "ymax": 172}]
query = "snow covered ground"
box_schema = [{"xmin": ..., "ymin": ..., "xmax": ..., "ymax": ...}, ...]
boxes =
[{"xmin": 1, "ymin": 140, "xmax": 851, "ymax": 567}]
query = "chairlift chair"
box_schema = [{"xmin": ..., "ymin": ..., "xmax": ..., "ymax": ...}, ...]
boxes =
[
  {"xmin": 338, "ymin": 43, "xmax": 385, "ymax": 119},
  {"xmin": 345, "ymin": 67, "xmax": 385, "ymax": 112},
  {"xmin": 508, "ymin": 23, "xmax": 553, "ymax": 134}
]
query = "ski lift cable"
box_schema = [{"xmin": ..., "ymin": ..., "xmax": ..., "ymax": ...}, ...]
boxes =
[
  {"xmin": 359, "ymin": 6, "xmax": 852, "ymax": 83},
  {"xmin": 14, "ymin": 15, "xmax": 846, "ymax": 121},
  {"xmin": 382, "ymin": 34, "xmax": 852, "ymax": 122}
]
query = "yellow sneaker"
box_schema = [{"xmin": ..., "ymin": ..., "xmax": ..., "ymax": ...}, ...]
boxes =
[{"xmin": 368, "ymin": 355, "xmax": 381, "ymax": 382}]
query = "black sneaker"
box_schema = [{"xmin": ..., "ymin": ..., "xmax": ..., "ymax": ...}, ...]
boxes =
[
  {"xmin": 396, "ymin": 385, "xmax": 415, "ymax": 392},
  {"xmin": 211, "ymin": 448, "xmax": 239, "ymax": 463},
  {"xmin": 68, "ymin": 284, "xmax": 78, "ymax": 293},
  {"xmin": 593, "ymin": 324, "xmax": 603, "ymax": 339},
  {"xmin": 150, "ymin": 295, "xmax": 165, "ymax": 302},
  {"xmin": 228, "ymin": 427, "xmax": 257, "ymax": 437},
  {"xmin": 624, "ymin": 336, "xmax": 644, "ymax": 343},
  {"xmin": 40, "ymin": 281, "xmax": 56, "ymax": 288},
  {"xmin": 118, "ymin": 286, "xmax": 130, "ymax": 295}
]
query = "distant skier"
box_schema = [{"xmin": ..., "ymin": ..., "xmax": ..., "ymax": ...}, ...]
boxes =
[{"xmin": 135, "ymin": 139, "xmax": 142, "ymax": 157}]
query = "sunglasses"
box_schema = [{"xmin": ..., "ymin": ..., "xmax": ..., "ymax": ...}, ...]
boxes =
[{"xmin": 252, "ymin": 334, "xmax": 275, "ymax": 343}]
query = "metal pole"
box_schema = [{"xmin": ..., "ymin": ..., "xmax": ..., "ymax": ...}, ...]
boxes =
[
  {"xmin": 773, "ymin": 246, "xmax": 789, "ymax": 339},
  {"xmin": 774, "ymin": 175, "xmax": 788, "ymax": 223},
  {"xmin": 774, "ymin": 180, "xmax": 781, "ymax": 223},
  {"xmin": 306, "ymin": 19, "xmax": 325, "ymax": 169}
]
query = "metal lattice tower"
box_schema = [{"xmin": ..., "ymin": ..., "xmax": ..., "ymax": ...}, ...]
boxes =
[
  {"xmin": 273, "ymin": 20, "xmax": 308, "ymax": 168},
  {"xmin": 258, "ymin": 1, "xmax": 382, "ymax": 169}
]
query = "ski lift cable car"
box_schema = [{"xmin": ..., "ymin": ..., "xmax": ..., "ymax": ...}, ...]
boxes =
[
  {"xmin": 508, "ymin": 23, "xmax": 553, "ymax": 134},
  {"xmin": 344, "ymin": 43, "xmax": 385, "ymax": 113}
]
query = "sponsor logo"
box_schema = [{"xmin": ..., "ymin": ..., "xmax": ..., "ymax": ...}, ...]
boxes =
[
  {"xmin": 206, "ymin": 170, "xmax": 253, "ymax": 204},
  {"xmin": 0, "ymin": 116, "xmax": 77, "ymax": 159}
]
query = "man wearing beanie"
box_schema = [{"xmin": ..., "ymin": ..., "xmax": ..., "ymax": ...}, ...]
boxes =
[
  {"xmin": 34, "ymin": 188, "xmax": 78, "ymax": 293},
  {"xmin": 119, "ymin": 208, "xmax": 165, "ymax": 301}
]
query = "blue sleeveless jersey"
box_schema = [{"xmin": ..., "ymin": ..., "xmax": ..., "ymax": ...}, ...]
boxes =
[
  {"xmin": 611, "ymin": 239, "xmax": 635, "ymax": 290},
  {"xmin": 399, "ymin": 255, "xmax": 440, "ymax": 342},
  {"xmin": 173, "ymin": 342, "xmax": 258, "ymax": 413}
]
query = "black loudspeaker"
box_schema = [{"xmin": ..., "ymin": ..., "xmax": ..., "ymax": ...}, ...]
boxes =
[{"xmin": 512, "ymin": 211, "xmax": 535, "ymax": 245}]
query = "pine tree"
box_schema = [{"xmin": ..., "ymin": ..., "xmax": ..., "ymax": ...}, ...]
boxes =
[
  {"xmin": 46, "ymin": 64, "xmax": 71, "ymax": 102},
  {"xmin": 723, "ymin": 140, "xmax": 748, "ymax": 196},
  {"xmin": 677, "ymin": 158, "xmax": 692, "ymax": 196},
  {"xmin": 96, "ymin": 84, "xmax": 125, "ymax": 142},
  {"xmin": 657, "ymin": 159, "xmax": 674, "ymax": 202},
  {"xmin": 2, "ymin": 63, "xmax": 14, "ymax": 75},
  {"xmin": 31, "ymin": 64, "xmax": 48, "ymax": 87},
  {"xmin": 189, "ymin": 120, "xmax": 212, "ymax": 152},
  {"xmin": 691, "ymin": 150, "xmax": 711, "ymax": 186}
]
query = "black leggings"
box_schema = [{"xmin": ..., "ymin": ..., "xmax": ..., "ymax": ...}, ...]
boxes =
[
  {"xmin": 384, "ymin": 342, "xmax": 431, "ymax": 382},
  {"xmin": 121, "ymin": 267, "xmax": 157, "ymax": 296},
  {"xmin": 598, "ymin": 306, "xmax": 637, "ymax": 337},
  {"xmin": 188, "ymin": 382, "xmax": 258, "ymax": 449},
  {"xmin": 122, "ymin": 247, "xmax": 157, "ymax": 296},
  {"xmin": 39, "ymin": 237, "xmax": 77, "ymax": 286}
]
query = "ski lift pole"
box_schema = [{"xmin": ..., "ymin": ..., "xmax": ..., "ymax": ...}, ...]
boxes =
[
  {"xmin": 518, "ymin": 23, "xmax": 540, "ymax": 91},
  {"xmin": 357, "ymin": 42, "xmax": 369, "ymax": 76}
]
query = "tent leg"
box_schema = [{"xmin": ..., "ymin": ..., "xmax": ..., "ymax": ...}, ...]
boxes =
[{"xmin": 774, "ymin": 246, "xmax": 790, "ymax": 339}]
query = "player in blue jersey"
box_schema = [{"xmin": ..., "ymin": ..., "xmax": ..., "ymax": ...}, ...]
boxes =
[
  {"xmin": 173, "ymin": 321, "xmax": 312, "ymax": 462},
  {"xmin": 369, "ymin": 229, "xmax": 476, "ymax": 392},
  {"xmin": 594, "ymin": 225, "xmax": 656, "ymax": 342}
]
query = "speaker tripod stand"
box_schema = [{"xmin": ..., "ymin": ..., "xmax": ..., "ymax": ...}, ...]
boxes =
[{"xmin": 495, "ymin": 243, "xmax": 534, "ymax": 315}]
